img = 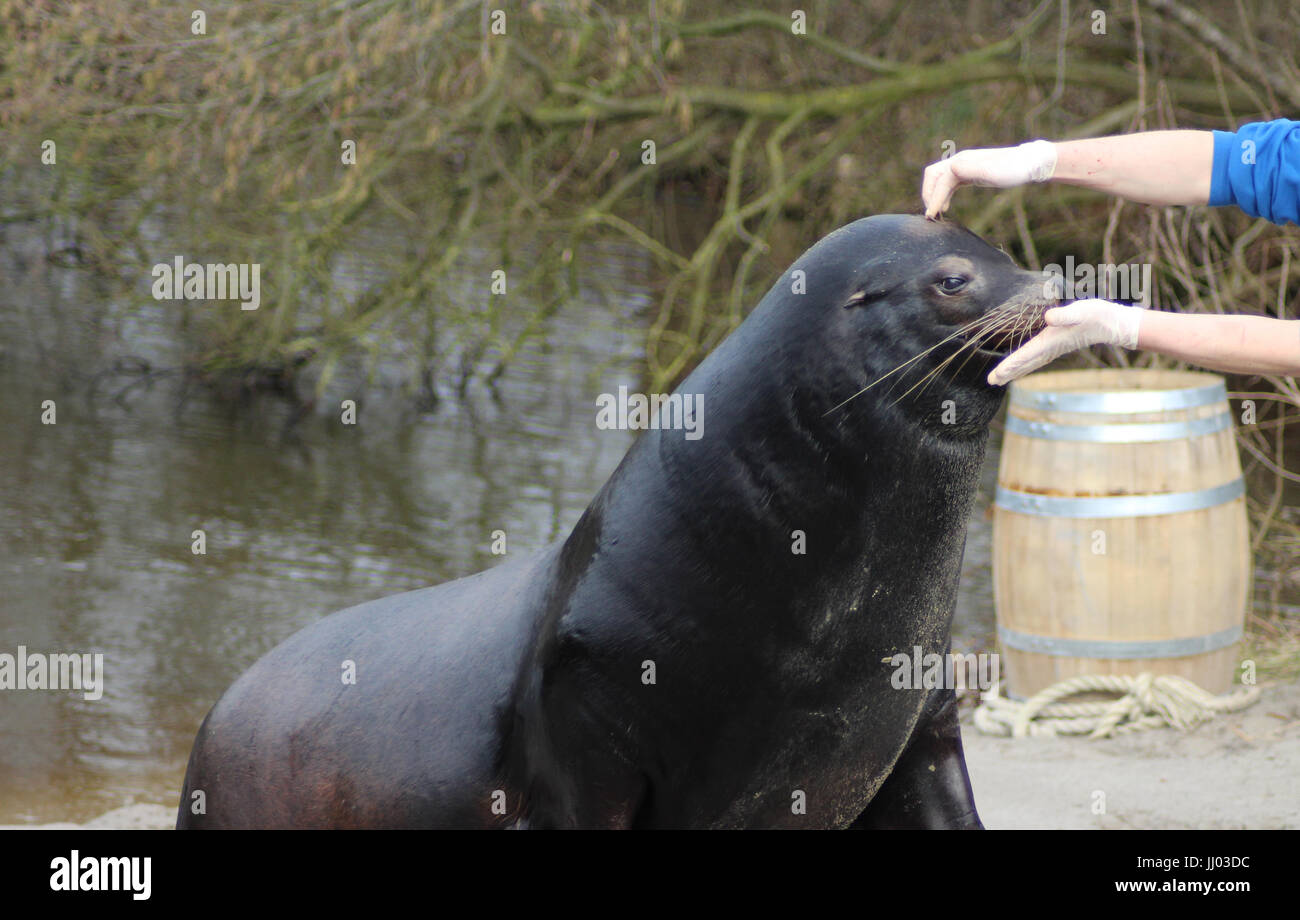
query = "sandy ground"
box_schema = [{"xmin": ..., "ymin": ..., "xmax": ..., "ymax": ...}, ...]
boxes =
[
  {"xmin": 961, "ymin": 678, "xmax": 1300, "ymax": 829},
  {"xmin": 5, "ymin": 680, "xmax": 1297, "ymax": 830}
]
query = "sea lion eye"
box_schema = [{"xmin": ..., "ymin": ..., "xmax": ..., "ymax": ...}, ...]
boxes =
[{"xmin": 936, "ymin": 276, "xmax": 969, "ymax": 294}]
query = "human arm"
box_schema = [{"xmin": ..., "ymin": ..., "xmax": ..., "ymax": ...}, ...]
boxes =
[
  {"xmin": 924, "ymin": 120, "xmax": 1300, "ymax": 222},
  {"xmin": 1051, "ymin": 130, "xmax": 1212, "ymax": 206},
  {"xmin": 1135, "ymin": 310, "xmax": 1300, "ymax": 376},
  {"xmin": 922, "ymin": 131, "xmax": 1213, "ymax": 218}
]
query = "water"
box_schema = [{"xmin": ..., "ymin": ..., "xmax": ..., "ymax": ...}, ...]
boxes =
[{"xmin": 0, "ymin": 221, "xmax": 1007, "ymax": 825}]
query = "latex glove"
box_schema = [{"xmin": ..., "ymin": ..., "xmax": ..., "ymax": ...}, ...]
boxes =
[
  {"xmin": 987, "ymin": 298, "xmax": 1144, "ymax": 386},
  {"xmin": 922, "ymin": 140, "xmax": 1057, "ymax": 218}
]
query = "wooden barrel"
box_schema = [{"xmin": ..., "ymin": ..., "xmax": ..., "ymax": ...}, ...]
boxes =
[{"xmin": 992, "ymin": 368, "xmax": 1250, "ymax": 698}]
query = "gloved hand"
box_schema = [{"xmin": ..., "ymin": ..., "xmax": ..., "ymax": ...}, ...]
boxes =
[
  {"xmin": 922, "ymin": 140, "xmax": 1057, "ymax": 218},
  {"xmin": 987, "ymin": 298, "xmax": 1144, "ymax": 386}
]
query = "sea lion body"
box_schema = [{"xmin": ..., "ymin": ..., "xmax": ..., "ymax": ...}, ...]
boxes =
[{"xmin": 177, "ymin": 215, "xmax": 1052, "ymax": 828}]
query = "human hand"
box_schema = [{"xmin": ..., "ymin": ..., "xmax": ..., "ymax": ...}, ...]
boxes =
[
  {"xmin": 922, "ymin": 140, "xmax": 1057, "ymax": 219},
  {"xmin": 987, "ymin": 298, "xmax": 1144, "ymax": 386}
]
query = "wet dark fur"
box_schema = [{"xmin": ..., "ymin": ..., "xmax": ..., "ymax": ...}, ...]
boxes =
[{"xmin": 177, "ymin": 215, "xmax": 1052, "ymax": 829}]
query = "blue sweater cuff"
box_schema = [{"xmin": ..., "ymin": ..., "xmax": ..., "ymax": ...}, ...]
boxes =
[
  {"xmin": 1208, "ymin": 130, "xmax": 1236, "ymax": 208},
  {"xmin": 1207, "ymin": 119, "xmax": 1300, "ymax": 225}
]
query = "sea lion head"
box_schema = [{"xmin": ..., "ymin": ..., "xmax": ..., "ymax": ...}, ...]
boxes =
[
  {"xmin": 792, "ymin": 214, "xmax": 1056, "ymax": 431},
  {"xmin": 665, "ymin": 214, "xmax": 1056, "ymax": 449}
]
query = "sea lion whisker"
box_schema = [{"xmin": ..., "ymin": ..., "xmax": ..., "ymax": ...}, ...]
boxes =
[
  {"xmin": 880, "ymin": 315, "xmax": 1009, "ymax": 404},
  {"xmin": 898, "ymin": 312, "xmax": 1022, "ymax": 404},
  {"xmin": 826, "ymin": 318, "xmax": 998, "ymax": 410},
  {"xmin": 941, "ymin": 316, "xmax": 1018, "ymax": 390},
  {"xmin": 1013, "ymin": 301, "xmax": 1045, "ymax": 349},
  {"xmin": 825, "ymin": 315, "xmax": 1005, "ymax": 415},
  {"xmin": 891, "ymin": 333, "xmax": 993, "ymax": 405}
]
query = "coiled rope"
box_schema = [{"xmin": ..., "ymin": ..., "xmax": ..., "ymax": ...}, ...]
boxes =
[{"xmin": 973, "ymin": 673, "xmax": 1261, "ymax": 739}]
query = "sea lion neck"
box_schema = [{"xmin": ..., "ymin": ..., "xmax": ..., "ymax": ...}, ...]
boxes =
[{"xmin": 551, "ymin": 315, "xmax": 991, "ymax": 625}]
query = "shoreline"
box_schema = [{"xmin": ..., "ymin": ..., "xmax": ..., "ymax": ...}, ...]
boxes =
[{"xmin": 6, "ymin": 679, "xmax": 1297, "ymax": 830}]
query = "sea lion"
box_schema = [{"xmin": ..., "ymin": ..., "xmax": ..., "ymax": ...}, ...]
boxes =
[{"xmin": 176, "ymin": 214, "xmax": 1052, "ymax": 829}]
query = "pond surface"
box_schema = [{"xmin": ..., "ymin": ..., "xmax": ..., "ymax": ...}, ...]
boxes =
[{"xmin": 0, "ymin": 221, "xmax": 1013, "ymax": 825}]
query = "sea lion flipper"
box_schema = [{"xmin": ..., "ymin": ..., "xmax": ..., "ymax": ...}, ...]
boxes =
[{"xmin": 848, "ymin": 685, "xmax": 983, "ymax": 830}]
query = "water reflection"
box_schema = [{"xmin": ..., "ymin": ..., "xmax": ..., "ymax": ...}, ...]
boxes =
[{"xmin": 0, "ymin": 230, "xmax": 653, "ymax": 822}]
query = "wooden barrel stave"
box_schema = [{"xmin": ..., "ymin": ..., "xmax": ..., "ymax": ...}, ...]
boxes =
[{"xmin": 992, "ymin": 369, "xmax": 1250, "ymax": 698}]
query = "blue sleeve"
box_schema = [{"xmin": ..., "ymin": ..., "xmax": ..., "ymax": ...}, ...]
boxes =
[{"xmin": 1209, "ymin": 119, "xmax": 1300, "ymax": 225}]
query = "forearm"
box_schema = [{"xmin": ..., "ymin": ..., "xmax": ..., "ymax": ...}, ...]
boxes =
[
  {"xmin": 1137, "ymin": 311, "xmax": 1300, "ymax": 375},
  {"xmin": 1051, "ymin": 131, "xmax": 1214, "ymax": 207}
]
